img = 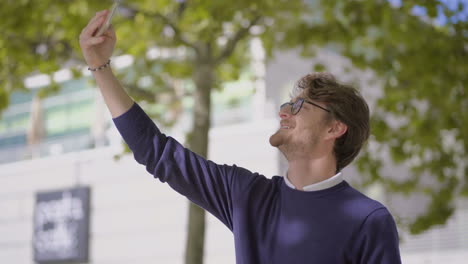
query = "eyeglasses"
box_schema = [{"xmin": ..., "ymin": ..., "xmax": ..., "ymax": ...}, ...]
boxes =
[{"xmin": 280, "ymin": 98, "xmax": 330, "ymax": 115}]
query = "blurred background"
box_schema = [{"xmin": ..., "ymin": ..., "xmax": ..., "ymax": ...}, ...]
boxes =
[{"xmin": 0, "ymin": 0, "xmax": 467, "ymax": 263}]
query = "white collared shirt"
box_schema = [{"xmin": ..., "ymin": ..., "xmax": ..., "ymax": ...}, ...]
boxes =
[{"xmin": 284, "ymin": 172, "xmax": 343, "ymax": 191}]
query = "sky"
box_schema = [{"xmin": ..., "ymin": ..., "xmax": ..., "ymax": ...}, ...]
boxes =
[{"xmin": 388, "ymin": 0, "xmax": 468, "ymax": 24}]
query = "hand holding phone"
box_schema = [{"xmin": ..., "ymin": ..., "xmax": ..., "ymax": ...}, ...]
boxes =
[
  {"xmin": 79, "ymin": 6, "xmax": 118, "ymax": 69},
  {"xmin": 95, "ymin": 2, "xmax": 119, "ymax": 37}
]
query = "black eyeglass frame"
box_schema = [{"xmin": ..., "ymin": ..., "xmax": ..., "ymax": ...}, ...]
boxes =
[{"xmin": 280, "ymin": 98, "xmax": 331, "ymax": 115}]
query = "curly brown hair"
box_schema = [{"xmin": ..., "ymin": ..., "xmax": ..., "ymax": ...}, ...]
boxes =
[{"xmin": 294, "ymin": 72, "xmax": 370, "ymax": 172}]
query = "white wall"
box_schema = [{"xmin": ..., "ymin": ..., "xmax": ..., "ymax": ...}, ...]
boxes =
[{"xmin": 0, "ymin": 118, "xmax": 280, "ymax": 264}]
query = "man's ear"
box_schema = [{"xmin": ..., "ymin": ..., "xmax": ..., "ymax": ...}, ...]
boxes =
[{"xmin": 326, "ymin": 120, "xmax": 347, "ymax": 140}]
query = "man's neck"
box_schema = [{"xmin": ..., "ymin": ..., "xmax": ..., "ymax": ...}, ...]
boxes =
[{"xmin": 286, "ymin": 154, "xmax": 337, "ymax": 191}]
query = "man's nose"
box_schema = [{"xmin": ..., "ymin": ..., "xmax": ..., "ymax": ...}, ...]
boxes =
[{"xmin": 279, "ymin": 106, "xmax": 291, "ymax": 119}]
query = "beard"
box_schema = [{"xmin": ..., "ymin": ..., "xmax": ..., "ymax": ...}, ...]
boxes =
[
  {"xmin": 269, "ymin": 129, "xmax": 295, "ymax": 160},
  {"xmin": 269, "ymin": 129, "xmax": 286, "ymax": 147},
  {"xmin": 269, "ymin": 128, "xmax": 321, "ymax": 160}
]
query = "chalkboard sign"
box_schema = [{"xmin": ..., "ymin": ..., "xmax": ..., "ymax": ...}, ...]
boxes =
[{"xmin": 33, "ymin": 186, "xmax": 90, "ymax": 263}]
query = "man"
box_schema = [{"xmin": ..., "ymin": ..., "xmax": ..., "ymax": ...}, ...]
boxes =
[{"xmin": 80, "ymin": 10, "xmax": 402, "ymax": 264}]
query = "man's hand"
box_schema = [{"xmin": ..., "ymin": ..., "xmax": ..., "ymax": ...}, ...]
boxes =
[{"xmin": 79, "ymin": 10, "xmax": 116, "ymax": 68}]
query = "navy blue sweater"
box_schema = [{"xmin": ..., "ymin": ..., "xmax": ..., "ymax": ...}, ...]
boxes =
[{"xmin": 113, "ymin": 103, "xmax": 402, "ymax": 264}]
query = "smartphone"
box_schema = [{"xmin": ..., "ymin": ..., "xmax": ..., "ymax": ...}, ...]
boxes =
[{"xmin": 95, "ymin": 2, "xmax": 119, "ymax": 37}]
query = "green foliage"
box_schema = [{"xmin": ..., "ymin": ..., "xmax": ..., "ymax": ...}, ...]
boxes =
[
  {"xmin": 304, "ymin": 0, "xmax": 467, "ymax": 234},
  {"xmin": 0, "ymin": 0, "xmax": 467, "ymax": 240},
  {"xmin": 0, "ymin": 0, "xmax": 111, "ymax": 114}
]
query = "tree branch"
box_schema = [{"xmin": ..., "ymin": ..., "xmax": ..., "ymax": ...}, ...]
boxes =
[
  {"xmin": 121, "ymin": 3, "xmax": 199, "ymax": 53},
  {"xmin": 214, "ymin": 14, "xmax": 262, "ymax": 65},
  {"xmin": 124, "ymin": 83, "xmax": 158, "ymax": 103},
  {"xmin": 123, "ymin": 79, "xmax": 193, "ymax": 103}
]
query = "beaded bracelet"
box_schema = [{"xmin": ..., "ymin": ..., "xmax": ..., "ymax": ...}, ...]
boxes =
[{"xmin": 88, "ymin": 59, "xmax": 111, "ymax": 71}]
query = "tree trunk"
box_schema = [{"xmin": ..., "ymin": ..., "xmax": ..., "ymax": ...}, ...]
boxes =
[
  {"xmin": 27, "ymin": 95, "xmax": 45, "ymax": 158},
  {"xmin": 184, "ymin": 60, "xmax": 214, "ymax": 264}
]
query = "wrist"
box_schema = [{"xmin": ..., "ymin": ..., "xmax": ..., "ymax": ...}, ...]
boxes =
[
  {"xmin": 88, "ymin": 59, "xmax": 111, "ymax": 72},
  {"xmin": 91, "ymin": 65, "xmax": 112, "ymax": 75}
]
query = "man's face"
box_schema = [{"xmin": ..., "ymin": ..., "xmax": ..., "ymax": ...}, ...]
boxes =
[{"xmin": 269, "ymin": 93, "xmax": 331, "ymax": 160}]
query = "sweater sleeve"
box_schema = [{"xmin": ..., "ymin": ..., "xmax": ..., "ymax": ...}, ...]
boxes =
[
  {"xmin": 113, "ymin": 103, "xmax": 251, "ymax": 230},
  {"xmin": 351, "ymin": 208, "xmax": 402, "ymax": 264}
]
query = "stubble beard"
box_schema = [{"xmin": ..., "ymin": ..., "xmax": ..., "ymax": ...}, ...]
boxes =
[
  {"xmin": 269, "ymin": 129, "xmax": 297, "ymax": 160},
  {"xmin": 269, "ymin": 129, "xmax": 321, "ymax": 161},
  {"xmin": 269, "ymin": 129, "xmax": 284, "ymax": 148}
]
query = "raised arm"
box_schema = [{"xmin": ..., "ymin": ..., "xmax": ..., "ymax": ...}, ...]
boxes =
[
  {"xmin": 78, "ymin": 10, "xmax": 266, "ymax": 230},
  {"xmin": 79, "ymin": 10, "xmax": 134, "ymax": 118}
]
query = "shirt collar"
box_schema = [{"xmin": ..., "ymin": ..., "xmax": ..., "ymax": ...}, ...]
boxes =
[{"xmin": 284, "ymin": 172, "xmax": 343, "ymax": 192}]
